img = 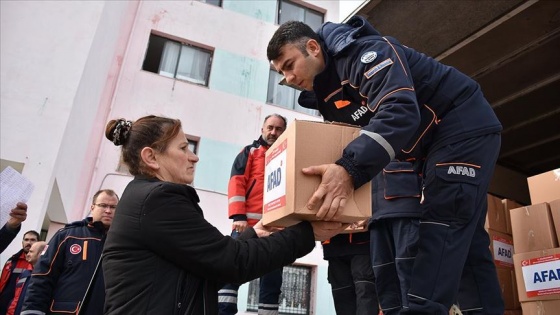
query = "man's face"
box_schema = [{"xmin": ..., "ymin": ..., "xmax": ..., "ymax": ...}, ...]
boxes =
[
  {"xmin": 271, "ymin": 40, "xmax": 325, "ymax": 91},
  {"xmin": 26, "ymin": 242, "xmax": 45, "ymax": 265},
  {"xmin": 90, "ymin": 192, "xmax": 119, "ymax": 228},
  {"xmin": 22, "ymin": 232, "xmax": 38, "ymax": 253},
  {"xmin": 261, "ymin": 116, "xmax": 286, "ymax": 146}
]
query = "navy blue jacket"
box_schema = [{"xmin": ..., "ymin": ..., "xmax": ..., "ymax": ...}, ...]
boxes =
[
  {"xmin": 21, "ymin": 218, "xmax": 107, "ymax": 315},
  {"xmin": 299, "ymin": 93, "xmax": 421, "ymax": 220},
  {"xmin": 309, "ymin": 16, "xmax": 502, "ymax": 188},
  {"xmin": 0, "ymin": 223, "xmax": 21, "ymax": 254}
]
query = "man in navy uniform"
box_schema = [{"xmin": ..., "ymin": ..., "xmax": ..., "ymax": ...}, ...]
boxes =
[{"xmin": 268, "ymin": 16, "xmax": 503, "ymax": 314}]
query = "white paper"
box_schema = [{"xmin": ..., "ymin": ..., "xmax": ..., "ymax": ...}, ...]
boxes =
[{"xmin": 0, "ymin": 166, "xmax": 34, "ymax": 226}]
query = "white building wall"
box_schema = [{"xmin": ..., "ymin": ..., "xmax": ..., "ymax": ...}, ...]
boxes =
[{"xmin": 0, "ymin": 0, "xmax": 137, "ymax": 259}]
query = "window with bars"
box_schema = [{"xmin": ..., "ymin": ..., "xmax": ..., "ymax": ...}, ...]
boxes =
[
  {"xmin": 142, "ymin": 34, "xmax": 212, "ymax": 86},
  {"xmin": 277, "ymin": 0, "xmax": 324, "ymax": 31},
  {"xmin": 247, "ymin": 265, "xmax": 312, "ymax": 315}
]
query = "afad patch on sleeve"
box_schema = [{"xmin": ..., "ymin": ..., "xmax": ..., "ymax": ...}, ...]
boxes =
[{"xmin": 364, "ymin": 58, "xmax": 393, "ymax": 79}]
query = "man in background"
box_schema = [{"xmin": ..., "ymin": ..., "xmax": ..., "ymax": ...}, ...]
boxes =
[
  {"xmin": 8, "ymin": 240, "xmax": 47, "ymax": 315},
  {"xmin": 218, "ymin": 114, "xmax": 287, "ymax": 315},
  {"xmin": 21, "ymin": 189, "xmax": 118, "ymax": 315},
  {"xmin": 322, "ymin": 227, "xmax": 378, "ymax": 315},
  {"xmin": 0, "ymin": 229, "xmax": 38, "ymax": 314}
]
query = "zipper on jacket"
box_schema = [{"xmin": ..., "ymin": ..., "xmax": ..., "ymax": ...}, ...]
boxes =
[{"xmin": 174, "ymin": 271, "xmax": 187, "ymax": 315}]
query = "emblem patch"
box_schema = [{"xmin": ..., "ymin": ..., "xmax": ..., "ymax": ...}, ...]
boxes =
[
  {"xmin": 364, "ymin": 58, "xmax": 393, "ymax": 79},
  {"xmin": 69, "ymin": 244, "xmax": 82, "ymax": 255},
  {"xmin": 334, "ymin": 100, "xmax": 351, "ymax": 109},
  {"xmin": 360, "ymin": 51, "xmax": 377, "ymax": 64}
]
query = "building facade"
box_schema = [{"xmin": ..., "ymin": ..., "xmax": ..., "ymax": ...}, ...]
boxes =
[{"xmin": 1, "ymin": 1, "xmax": 359, "ymax": 314}]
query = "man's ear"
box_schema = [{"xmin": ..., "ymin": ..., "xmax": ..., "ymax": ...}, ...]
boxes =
[
  {"xmin": 307, "ymin": 39, "xmax": 321, "ymax": 57},
  {"xmin": 141, "ymin": 147, "xmax": 159, "ymax": 171}
]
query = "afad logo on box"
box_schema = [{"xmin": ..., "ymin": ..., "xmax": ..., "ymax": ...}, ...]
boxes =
[
  {"xmin": 264, "ymin": 139, "xmax": 288, "ymax": 213},
  {"xmin": 492, "ymin": 236, "xmax": 513, "ymax": 268},
  {"xmin": 521, "ymin": 254, "xmax": 560, "ymax": 297},
  {"xmin": 267, "ymin": 162, "xmax": 282, "ymax": 192}
]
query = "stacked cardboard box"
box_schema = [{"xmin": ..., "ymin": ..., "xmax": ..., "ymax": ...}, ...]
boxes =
[
  {"xmin": 510, "ymin": 168, "xmax": 560, "ymax": 314},
  {"xmin": 485, "ymin": 194, "xmax": 520, "ymax": 312}
]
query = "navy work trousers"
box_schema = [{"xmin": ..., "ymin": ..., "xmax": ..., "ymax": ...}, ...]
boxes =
[
  {"xmin": 327, "ymin": 254, "xmax": 379, "ymax": 315},
  {"xmin": 370, "ymin": 218, "xmax": 419, "ymax": 315},
  {"xmin": 404, "ymin": 133, "xmax": 504, "ymax": 314}
]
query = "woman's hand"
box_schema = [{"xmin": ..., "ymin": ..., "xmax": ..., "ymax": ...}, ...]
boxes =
[
  {"xmin": 253, "ymin": 220, "xmax": 284, "ymax": 238},
  {"xmin": 310, "ymin": 221, "xmax": 349, "ymax": 241}
]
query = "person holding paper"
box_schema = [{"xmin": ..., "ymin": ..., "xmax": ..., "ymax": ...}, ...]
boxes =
[
  {"xmin": 0, "ymin": 202, "xmax": 28, "ymax": 254},
  {"xmin": 21, "ymin": 189, "xmax": 118, "ymax": 315}
]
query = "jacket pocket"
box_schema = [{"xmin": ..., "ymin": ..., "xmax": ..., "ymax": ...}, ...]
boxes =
[
  {"xmin": 427, "ymin": 163, "xmax": 481, "ymax": 223},
  {"xmin": 383, "ymin": 161, "xmax": 421, "ymax": 199},
  {"xmin": 50, "ymin": 300, "xmax": 80, "ymax": 314}
]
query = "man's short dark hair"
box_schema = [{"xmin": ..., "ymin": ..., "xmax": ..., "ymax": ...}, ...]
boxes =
[
  {"xmin": 267, "ymin": 21, "xmax": 320, "ymax": 61},
  {"xmin": 24, "ymin": 230, "xmax": 40, "ymax": 240},
  {"xmin": 92, "ymin": 189, "xmax": 119, "ymax": 204}
]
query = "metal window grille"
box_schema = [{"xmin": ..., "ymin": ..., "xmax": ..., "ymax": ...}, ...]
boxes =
[{"xmin": 247, "ymin": 265, "xmax": 311, "ymax": 315}]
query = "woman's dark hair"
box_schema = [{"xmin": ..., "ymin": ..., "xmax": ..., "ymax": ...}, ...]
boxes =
[{"xmin": 105, "ymin": 115, "xmax": 182, "ymax": 176}]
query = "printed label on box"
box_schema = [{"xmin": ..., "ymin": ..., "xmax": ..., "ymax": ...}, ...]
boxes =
[
  {"xmin": 263, "ymin": 139, "xmax": 287, "ymax": 213},
  {"xmin": 492, "ymin": 235, "xmax": 513, "ymax": 267},
  {"xmin": 521, "ymin": 254, "xmax": 560, "ymax": 297}
]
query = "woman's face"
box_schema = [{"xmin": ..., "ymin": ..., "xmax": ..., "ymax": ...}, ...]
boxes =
[{"xmin": 155, "ymin": 130, "xmax": 199, "ymax": 185}]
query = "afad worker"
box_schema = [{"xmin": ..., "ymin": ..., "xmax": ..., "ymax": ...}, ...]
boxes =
[
  {"xmin": 299, "ymin": 91, "xmax": 422, "ymax": 314},
  {"xmin": 218, "ymin": 113, "xmax": 287, "ymax": 315},
  {"xmin": 267, "ymin": 16, "xmax": 503, "ymax": 314}
]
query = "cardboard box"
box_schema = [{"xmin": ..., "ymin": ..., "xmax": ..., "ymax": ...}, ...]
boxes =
[
  {"xmin": 488, "ymin": 228, "xmax": 514, "ymax": 268},
  {"xmin": 486, "ymin": 194, "xmax": 508, "ymax": 234},
  {"xmin": 549, "ymin": 199, "xmax": 560, "ymax": 244},
  {"xmin": 513, "ymin": 247, "xmax": 560, "ymax": 302},
  {"xmin": 262, "ymin": 120, "xmax": 371, "ymax": 228},
  {"xmin": 527, "ymin": 169, "xmax": 560, "ymax": 204},
  {"xmin": 510, "ymin": 203, "xmax": 558, "ymax": 253},
  {"xmin": 521, "ymin": 300, "xmax": 560, "ymax": 314},
  {"xmin": 512, "ymin": 266, "xmax": 521, "ymax": 310},
  {"xmin": 497, "ymin": 267, "xmax": 516, "ymax": 309},
  {"xmin": 503, "ymin": 198, "xmax": 524, "ymax": 235}
]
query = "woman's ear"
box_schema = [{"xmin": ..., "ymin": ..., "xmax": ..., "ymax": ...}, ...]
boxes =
[{"xmin": 140, "ymin": 147, "xmax": 159, "ymax": 171}]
